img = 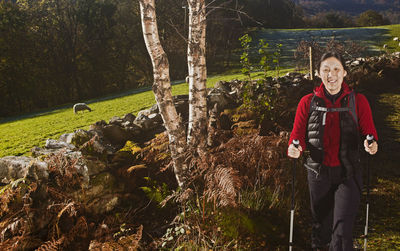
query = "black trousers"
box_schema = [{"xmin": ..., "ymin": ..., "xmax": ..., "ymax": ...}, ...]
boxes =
[{"xmin": 307, "ymin": 165, "xmax": 362, "ymax": 251}]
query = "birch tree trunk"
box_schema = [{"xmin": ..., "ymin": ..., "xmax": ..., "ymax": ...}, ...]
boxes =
[
  {"xmin": 139, "ymin": 0, "xmax": 188, "ymax": 186},
  {"xmin": 187, "ymin": 0, "xmax": 208, "ymax": 152}
]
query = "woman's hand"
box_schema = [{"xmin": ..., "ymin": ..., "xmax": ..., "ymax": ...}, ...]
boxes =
[
  {"xmin": 288, "ymin": 144, "xmax": 303, "ymax": 159},
  {"xmin": 364, "ymin": 140, "xmax": 378, "ymax": 155}
]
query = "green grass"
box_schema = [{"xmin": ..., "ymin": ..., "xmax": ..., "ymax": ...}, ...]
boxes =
[
  {"xmin": 250, "ymin": 24, "xmax": 400, "ymax": 69},
  {"xmin": 352, "ymin": 79, "xmax": 400, "ymax": 250},
  {"xmin": 0, "ymin": 69, "xmax": 294, "ymax": 158},
  {"xmin": 381, "ymin": 24, "xmax": 400, "ymax": 52}
]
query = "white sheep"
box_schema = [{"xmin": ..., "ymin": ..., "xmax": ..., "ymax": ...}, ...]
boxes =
[
  {"xmin": 394, "ymin": 37, "xmax": 399, "ymax": 41},
  {"xmin": 383, "ymin": 44, "xmax": 388, "ymax": 49},
  {"xmin": 73, "ymin": 103, "xmax": 92, "ymax": 114}
]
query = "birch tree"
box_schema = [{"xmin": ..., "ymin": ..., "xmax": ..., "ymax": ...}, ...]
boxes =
[
  {"xmin": 139, "ymin": 0, "xmax": 207, "ymax": 187},
  {"xmin": 186, "ymin": 0, "xmax": 208, "ymax": 151}
]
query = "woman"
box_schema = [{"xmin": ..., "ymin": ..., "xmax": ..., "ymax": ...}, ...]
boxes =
[{"xmin": 287, "ymin": 51, "xmax": 378, "ymax": 251}]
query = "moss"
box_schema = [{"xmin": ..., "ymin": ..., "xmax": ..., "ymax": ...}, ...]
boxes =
[
  {"xmin": 119, "ymin": 140, "xmax": 142, "ymax": 155},
  {"xmin": 232, "ymin": 109, "xmax": 256, "ymax": 123},
  {"xmin": 90, "ymin": 172, "xmax": 116, "ymax": 188},
  {"xmin": 70, "ymin": 130, "xmax": 92, "ymax": 147},
  {"xmin": 77, "ymin": 172, "xmax": 122, "ymax": 202},
  {"xmin": 217, "ymin": 208, "xmax": 255, "ymax": 239}
]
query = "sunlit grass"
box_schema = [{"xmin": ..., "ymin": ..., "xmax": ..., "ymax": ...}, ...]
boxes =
[
  {"xmin": 0, "ymin": 68, "xmax": 296, "ymax": 157},
  {"xmin": 381, "ymin": 24, "xmax": 400, "ymax": 52}
]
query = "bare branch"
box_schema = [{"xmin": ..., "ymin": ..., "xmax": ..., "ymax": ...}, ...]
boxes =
[
  {"xmin": 204, "ymin": 0, "xmax": 233, "ymax": 16},
  {"xmin": 205, "ymin": 0, "xmax": 225, "ymax": 9},
  {"xmin": 166, "ymin": 19, "xmax": 188, "ymax": 43},
  {"xmin": 206, "ymin": 6, "xmax": 263, "ymax": 26},
  {"xmin": 235, "ymin": 0, "xmax": 243, "ymax": 26}
]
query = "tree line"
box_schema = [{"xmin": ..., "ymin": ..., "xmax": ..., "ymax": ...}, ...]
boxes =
[
  {"xmin": 0, "ymin": 0, "xmax": 245, "ymax": 117},
  {"xmin": 0, "ymin": 0, "xmax": 393, "ymax": 118}
]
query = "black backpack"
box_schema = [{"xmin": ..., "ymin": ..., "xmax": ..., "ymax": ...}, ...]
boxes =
[{"xmin": 309, "ymin": 91, "xmax": 357, "ymax": 126}]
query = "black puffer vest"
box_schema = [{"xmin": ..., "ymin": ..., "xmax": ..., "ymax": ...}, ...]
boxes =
[{"xmin": 305, "ymin": 91, "xmax": 360, "ymax": 178}]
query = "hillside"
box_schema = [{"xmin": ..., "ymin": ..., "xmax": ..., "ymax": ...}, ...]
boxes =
[{"xmin": 296, "ymin": 0, "xmax": 400, "ymax": 16}]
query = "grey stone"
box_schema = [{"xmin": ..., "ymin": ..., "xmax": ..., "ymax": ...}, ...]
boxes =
[
  {"xmin": 214, "ymin": 81, "xmax": 231, "ymax": 93},
  {"xmin": 0, "ymin": 156, "xmax": 48, "ymax": 184},
  {"xmin": 59, "ymin": 133, "xmax": 75, "ymax": 144},
  {"xmin": 86, "ymin": 194, "xmax": 120, "ymax": 215},
  {"xmin": 45, "ymin": 139, "xmax": 76, "ymax": 150},
  {"xmin": 70, "ymin": 129, "xmax": 94, "ymax": 147},
  {"xmin": 101, "ymin": 124, "xmax": 131, "ymax": 146},
  {"xmin": 81, "ymin": 137, "xmax": 118, "ymax": 155},
  {"xmin": 149, "ymin": 104, "xmax": 159, "ymax": 114},
  {"xmin": 122, "ymin": 113, "xmax": 136, "ymax": 123},
  {"xmin": 31, "ymin": 146, "xmax": 59, "ymax": 157},
  {"xmin": 109, "ymin": 116, "xmax": 123, "ymax": 125},
  {"xmin": 140, "ymin": 113, "xmax": 163, "ymax": 131},
  {"xmin": 121, "ymin": 121, "xmax": 132, "ymax": 127},
  {"xmin": 207, "ymin": 88, "xmax": 236, "ymax": 112},
  {"xmin": 285, "ymin": 72, "xmax": 303, "ymax": 78},
  {"xmin": 74, "ymin": 172, "xmax": 124, "ymax": 214},
  {"xmin": 25, "ymin": 160, "xmax": 49, "ymax": 182},
  {"xmin": 85, "ymin": 158, "xmax": 108, "ymax": 176},
  {"xmin": 136, "ymin": 109, "xmax": 151, "ymax": 121}
]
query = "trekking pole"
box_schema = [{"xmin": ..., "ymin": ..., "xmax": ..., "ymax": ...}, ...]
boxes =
[
  {"xmin": 289, "ymin": 139, "xmax": 299, "ymax": 251},
  {"xmin": 364, "ymin": 134, "xmax": 374, "ymax": 251}
]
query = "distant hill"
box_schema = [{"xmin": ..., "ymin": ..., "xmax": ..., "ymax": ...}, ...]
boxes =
[{"xmin": 294, "ymin": 0, "xmax": 400, "ymax": 16}]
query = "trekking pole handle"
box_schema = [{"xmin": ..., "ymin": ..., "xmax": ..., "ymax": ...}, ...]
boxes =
[
  {"xmin": 366, "ymin": 135, "xmax": 374, "ymax": 145},
  {"xmin": 293, "ymin": 139, "xmax": 300, "ymax": 148}
]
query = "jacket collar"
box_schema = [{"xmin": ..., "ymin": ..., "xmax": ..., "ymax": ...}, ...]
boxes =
[{"xmin": 314, "ymin": 82, "xmax": 352, "ymax": 104}]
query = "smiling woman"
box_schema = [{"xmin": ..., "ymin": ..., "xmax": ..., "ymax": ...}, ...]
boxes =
[
  {"xmin": 287, "ymin": 51, "xmax": 379, "ymax": 250},
  {"xmin": 316, "ymin": 53, "xmax": 348, "ymax": 95}
]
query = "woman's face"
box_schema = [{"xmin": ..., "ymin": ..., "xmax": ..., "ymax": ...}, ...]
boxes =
[{"xmin": 318, "ymin": 56, "xmax": 347, "ymax": 95}]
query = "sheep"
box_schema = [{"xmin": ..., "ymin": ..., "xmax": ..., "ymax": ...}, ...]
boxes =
[
  {"xmin": 383, "ymin": 44, "xmax": 388, "ymax": 49},
  {"xmin": 185, "ymin": 75, "xmax": 189, "ymax": 83},
  {"xmin": 394, "ymin": 37, "xmax": 399, "ymax": 41},
  {"xmin": 73, "ymin": 103, "xmax": 92, "ymax": 114}
]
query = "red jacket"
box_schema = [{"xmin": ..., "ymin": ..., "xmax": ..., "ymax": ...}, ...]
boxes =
[{"xmin": 289, "ymin": 82, "xmax": 378, "ymax": 167}]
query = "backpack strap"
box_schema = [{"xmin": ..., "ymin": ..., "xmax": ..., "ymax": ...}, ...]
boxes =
[
  {"xmin": 348, "ymin": 91, "xmax": 358, "ymax": 124},
  {"xmin": 309, "ymin": 91, "xmax": 358, "ymax": 126}
]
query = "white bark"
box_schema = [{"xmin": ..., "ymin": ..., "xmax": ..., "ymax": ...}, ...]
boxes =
[
  {"xmin": 139, "ymin": 0, "xmax": 188, "ymax": 186},
  {"xmin": 187, "ymin": 0, "xmax": 208, "ymax": 152}
]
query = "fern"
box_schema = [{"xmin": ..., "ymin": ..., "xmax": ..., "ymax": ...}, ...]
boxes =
[
  {"xmin": 205, "ymin": 166, "xmax": 243, "ymax": 207},
  {"xmin": 36, "ymin": 237, "xmax": 64, "ymax": 251},
  {"xmin": 88, "ymin": 225, "xmax": 142, "ymax": 250}
]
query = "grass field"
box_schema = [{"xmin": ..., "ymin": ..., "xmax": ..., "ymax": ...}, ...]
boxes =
[
  {"xmin": 0, "ymin": 24, "xmax": 399, "ymax": 158},
  {"xmin": 0, "ymin": 69, "xmax": 295, "ymax": 158},
  {"xmin": 251, "ymin": 24, "xmax": 400, "ymax": 68}
]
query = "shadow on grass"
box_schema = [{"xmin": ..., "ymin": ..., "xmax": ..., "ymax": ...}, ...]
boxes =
[{"xmin": 353, "ymin": 68, "xmax": 400, "ymax": 249}]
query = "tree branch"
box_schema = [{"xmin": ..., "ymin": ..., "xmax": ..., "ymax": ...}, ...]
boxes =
[{"xmin": 166, "ymin": 19, "xmax": 188, "ymax": 43}]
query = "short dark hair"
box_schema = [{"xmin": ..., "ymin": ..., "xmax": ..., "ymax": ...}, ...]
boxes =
[{"xmin": 317, "ymin": 51, "xmax": 347, "ymax": 72}]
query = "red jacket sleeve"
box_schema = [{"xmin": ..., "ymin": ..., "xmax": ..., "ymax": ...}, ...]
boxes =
[
  {"xmin": 356, "ymin": 93, "xmax": 378, "ymax": 141},
  {"xmin": 289, "ymin": 94, "xmax": 313, "ymax": 152}
]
